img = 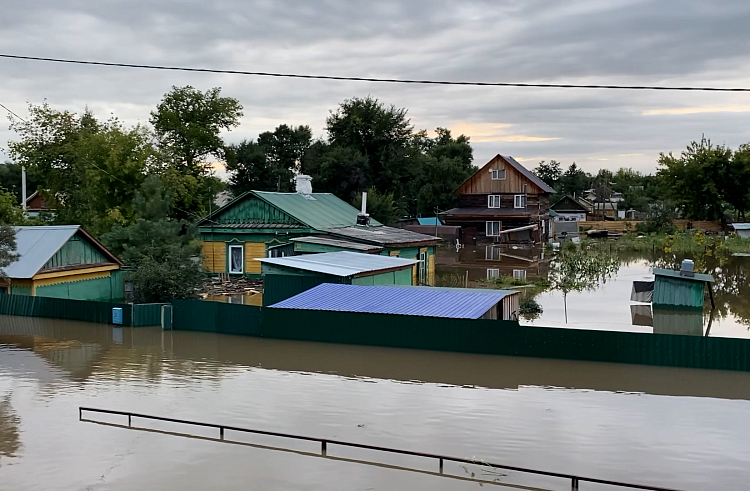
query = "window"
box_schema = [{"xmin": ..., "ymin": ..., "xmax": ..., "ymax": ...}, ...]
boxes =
[
  {"xmin": 228, "ymin": 245, "xmax": 244, "ymax": 274},
  {"xmin": 514, "ymin": 194, "xmax": 526, "ymax": 209},
  {"xmin": 419, "ymin": 251, "xmax": 427, "ymax": 284},
  {"xmin": 486, "ymin": 268, "xmax": 500, "ymax": 280},
  {"xmin": 490, "ymin": 168, "xmax": 506, "ymax": 180},
  {"xmin": 486, "ymin": 221, "xmax": 501, "ymax": 237},
  {"xmin": 485, "ymin": 246, "xmax": 500, "ymax": 260},
  {"xmin": 513, "ymin": 269, "xmax": 527, "ymax": 281},
  {"xmin": 487, "ymin": 195, "xmax": 501, "ymax": 208}
]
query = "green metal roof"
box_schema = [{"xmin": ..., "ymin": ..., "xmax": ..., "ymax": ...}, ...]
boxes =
[
  {"xmin": 254, "ymin": 191, "xmax": 382, "ymax": 230},
  {"xmin": 653, "ymin": 268, "xmax": 714, "ymax": 283}
]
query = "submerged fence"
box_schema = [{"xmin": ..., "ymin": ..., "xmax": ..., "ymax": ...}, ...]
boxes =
[
  {"xmin": 0, "ymin": 295, "xmax": 165, "ymax": 327},
  {"xmin": 168, "ymin": 299, "xmax": 750, "ymax": 373}
]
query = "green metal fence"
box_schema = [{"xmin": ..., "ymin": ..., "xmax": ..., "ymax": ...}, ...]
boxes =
[
  {"xmin": 132, "ymin": 303, "xmax": 167, "ymax": 327},
  {"xmin": 0, "ymin": 295, "xmax": 132, "ymax": 326},
  {"xmin": 172, "ymin": 299, "xmax": 262, "ymax": 335},
  {"xmin": 169, "ymin": 299, "xmax": 750, "ymax": 373},
  {"xmin": 262, "ymin": 274, "xmax": 345, "ymax": 306}
]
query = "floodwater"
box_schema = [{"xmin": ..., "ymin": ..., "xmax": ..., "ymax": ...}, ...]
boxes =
[
  {"xmin": 436, "ymin": 245, "xmax": 750, "ymax": 338},
  {"xmin": 2, "ymin": 316, "xmax": 750, "ymax": 490}
]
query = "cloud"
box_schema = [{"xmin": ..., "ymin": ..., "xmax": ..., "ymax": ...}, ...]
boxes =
[{"xmin": 2, "ymin": 0, "xmax": 750, "ymax": 176}]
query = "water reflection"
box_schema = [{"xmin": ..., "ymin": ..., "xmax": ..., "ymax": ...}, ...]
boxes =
[
  {"xmin": 630, "ymin": 305, "xmax": 707, "ymax": 336},
  {"xmin": 436, "ymin": 243, "xmax": 750, "ymax": 338},
  {"xmin": 0, "ymin": 394, "xmax": 21, "ymax": 462}
]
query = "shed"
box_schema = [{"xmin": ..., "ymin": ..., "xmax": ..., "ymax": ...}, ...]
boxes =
[
  {"xmin": 733, "ymin": 223, "xmax": 750, "ymax": 239},
  {"xmin": 259, "ymin": 252, "xmax": 418, "ymax": 306},
  {"xmin": 268, "ymin": 283, "xmax": 520, "ymax": 320},
  {"xmin": 0, "ymin": 225, "xmax": 123, "ymax": 301},
  {"xmin": 652, "ymin": 268, "xmax": 714, "ymax": 310}
]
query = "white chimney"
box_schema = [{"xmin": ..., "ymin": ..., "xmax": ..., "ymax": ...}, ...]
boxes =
[
  {"xmin": 361, "ymin": 191, "xmax": 367, "ymax": 215},
  {"xmin": 295, "ymin": 175, "xmax": 313, "ymax": 194},
  {"xmin": 356, "ymin": 191, "xmax": 370, "ymax": 226}
]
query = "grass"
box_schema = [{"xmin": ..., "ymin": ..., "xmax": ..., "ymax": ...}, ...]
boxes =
[{"xmin": 593, "ymin": 231, "xmax": 750, "ymax": 256}]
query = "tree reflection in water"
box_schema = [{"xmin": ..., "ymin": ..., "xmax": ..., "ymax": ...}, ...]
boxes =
[{"xmin": 0, "ymin": 394, "xmax": 21, "ymax": 463}]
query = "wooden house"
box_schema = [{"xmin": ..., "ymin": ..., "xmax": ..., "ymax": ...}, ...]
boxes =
[
  {"xmin": 550, "ymin": 195, "xmax": 588, "ymax": 222},
  {"xmin": 197, "ymin": 176, "xmax": 439, "ymax": 284},
  {"xmin": 441, "ymin": 155, "xmax": 555, "ymax": 244},
  {"xmin": 0, "ymin": 225, "xmax": 123, "ymax": 300}
]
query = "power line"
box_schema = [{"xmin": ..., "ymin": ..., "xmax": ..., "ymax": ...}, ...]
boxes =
[
  {"xmin": 1, "ymin": 53, "xmax": 749, "ymax": 92},
  {"xmin": 0, "ymin": 102, "xmax": 26, "ymax": 122}
]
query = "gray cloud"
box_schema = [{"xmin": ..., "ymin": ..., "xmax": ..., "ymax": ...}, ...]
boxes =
[{"xmin": 2, "ymin": 0, "xmax": 750, "ymax": 175}]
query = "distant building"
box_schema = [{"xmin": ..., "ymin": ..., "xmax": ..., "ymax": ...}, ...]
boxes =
[
  {"xmin": 733, "ymin": 223, "xmax": 750, "ymax": 239},
  {"xmin": 0, "ymin": 225, "xmax": 123, "ymax": 300},
  {"xmin": 441, "ymin": 155, "xmax": 555, "ymax": 244},
  {"xmin": 550, "ymin": 195, "xmax": 588, "ymax": 222},
  {"xmin": 23, "ymin": 191, "xmax": 56, "ymax": 218},
  {"xmin": 197, "ymin": 176, "xmax": 439, "ymax": 284}
]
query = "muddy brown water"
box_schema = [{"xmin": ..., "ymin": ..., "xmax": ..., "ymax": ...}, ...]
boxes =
[{"xmin": 1, "ymin": 315, "xmax": 750, "ymax": 490}]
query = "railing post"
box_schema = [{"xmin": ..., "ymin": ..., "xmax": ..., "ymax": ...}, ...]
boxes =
[
  {"xmin": 79, "ymin": 407, "xmax": 82, "ymax": 420},
  {"xmin": 571, "ymin": 477, "xmax": 579, "ymax": 490},
  {"xmin": 128, "ymin": 414, "xmax": 131, "ymax": 427},
  {"xmin": 321, "ymin": 440, "xmax": 327, "ymax": 456},
  {"xmin": 439, "ymin": 457, "xmax": 443, "ymax": 474},
  {"xmin": 220, "ymin": 427, "xmax": 224, "ymax": 440}
]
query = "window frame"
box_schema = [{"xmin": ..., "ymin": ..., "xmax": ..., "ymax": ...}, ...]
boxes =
[
  {"xmin": 514, "ymin": 194, "xmax": 527, "ymax": 209},
  {"xmin": 512, "ymin": 269, "xmax": 527, "ymax": 281},
  {"xmin": 485, "ymin": 221, "xmax": 501, "ymax": 237},
  {"xmin": 419, "ymin": 251, "xmax": 427, "ymax": 284},
  {"xmin": 228, "ymin": 244, "xmax": 245, "ymax": 274},
  {"xmin": 490, "ymin": 168, "xmax": 506, "ymax": 180},
  {"xmin": 487, "ymin": 195, "xmax": 501, "ymax": 208},
  {"xmin": 486, "ymin": 268, "xmax": 500, "ymax": 280}
]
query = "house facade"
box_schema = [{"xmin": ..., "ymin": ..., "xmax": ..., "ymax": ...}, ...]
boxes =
[
  {"xmin": 1, "ymin": 225, "xmax": 123, "ymax": 300},
  {"xmin": 197, "ymin": 176, "xmax": 439, "ymax": 285},
  {"xmin": 550, "ymin": 195, "xmax": 588, "ymax": 222},
  {"xmin": 442, "ymin": 155, "xmax": 555, "ymax": 244}
]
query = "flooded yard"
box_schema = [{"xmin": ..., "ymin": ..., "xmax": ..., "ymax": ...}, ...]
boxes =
[
  {"xmin": 436, "ymin": 243, "xmax": 750, "ymax": 339},
  {"xmin": 1, "ymin": 316, "xmax": 750, "ymax": 489}
]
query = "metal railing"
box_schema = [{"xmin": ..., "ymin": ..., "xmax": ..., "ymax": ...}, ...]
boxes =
[{"xmin": 79, "ymin": 407, "xmax": 682, "ymax": 491}]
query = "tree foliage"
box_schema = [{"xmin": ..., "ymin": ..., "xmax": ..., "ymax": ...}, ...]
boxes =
[
  {"xmin": 350, "ymin": 186, "xmax": 400, "ymax": 226},
  {"xmin": 0, "ymin": 161, "xmax": 40, "ymax": 204}
]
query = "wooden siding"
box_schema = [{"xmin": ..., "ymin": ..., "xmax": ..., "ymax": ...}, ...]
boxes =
[
  {"xmin": 202, "ymin": 241, "xmax": 226, "ymax": 273},
  {"xmin": 457, "ymin": 155, "xmax": 545, "ymax": 195},
  {"xmin": 428, "ymin": 254, "xmax": 435, "ymax": 286},
  {"xmin": 213, "ymin": 195, "xmax": 301, "ymax": 225},
  {"xmin": 245, "ymin": 242, "xmax": 265, "ymax": 274},
  {"xmin": 43, "ymin": 235, "xmax": 110, "ymax": 270}
]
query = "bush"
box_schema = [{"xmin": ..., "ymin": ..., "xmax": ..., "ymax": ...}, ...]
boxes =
[
  {"xmin": 129, "ymin": 255, "xmax": 204, "ymax": 303},
  {"xmin": 519, "ymin": 297, "xmax": 543, "ymax": 320}
]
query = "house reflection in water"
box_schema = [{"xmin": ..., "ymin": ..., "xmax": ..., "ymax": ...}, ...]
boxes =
[
  {"xmin": 435, "ymin": 244, "xmax": 549, "ymax": 287},
  {"xmin": 630, "ymin": 304, "xmax": 706, "ymax": 336}
]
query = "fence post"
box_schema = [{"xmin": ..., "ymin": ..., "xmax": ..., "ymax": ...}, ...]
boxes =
[
  {"xmin": 321, "ymin": 440, "xmax": 327, "ymax": 456},
  {"xmin": 220, "ymin": 427, "xmax": 224, "ymax": 440},
  {"xmin": 439, "ymin": 457, "xmax": 443, "ymax": 474},
  {"xmin": 571, "ymin": 477, "xmax": 579, "ymax": 490},
  {"xmin": 128, "ymin": 414, "xmax": 131, "ymax": 427}
]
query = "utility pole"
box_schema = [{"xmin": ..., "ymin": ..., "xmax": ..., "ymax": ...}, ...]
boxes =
[{"xmin": 21, "ymin": 166, "xmax": 27, "ymax": 211}]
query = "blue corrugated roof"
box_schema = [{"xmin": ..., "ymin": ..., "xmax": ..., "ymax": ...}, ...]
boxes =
[
  {"xmin": 417, "ymin": 217, "xmax": 442, "ymax": 226},
  {"xmin": 268, "ymin": 283, "xmax": 516, "ymax": 319}
]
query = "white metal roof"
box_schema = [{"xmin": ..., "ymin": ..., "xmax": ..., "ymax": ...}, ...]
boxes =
[
  {"xmin": 5, "ymin": 225, "xmax": 81, "ymax": 278},
  {"xmin": 733, "ymin": 223, "xmax": 750, "ymax": 230},
  {"xmin": 258, "ymin": 251, "xmax": 418, "ymax": 277}
]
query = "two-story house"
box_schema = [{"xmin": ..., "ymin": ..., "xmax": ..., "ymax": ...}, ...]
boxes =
[{"xmin": 441, "ymin": 155, "xmax": 555, "ymax": 244}]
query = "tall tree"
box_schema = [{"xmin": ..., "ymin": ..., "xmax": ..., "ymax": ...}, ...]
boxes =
[
  {"xmin": 657, "ymin": 137, "xmax": 730, "ymax": 221},
  {"xmin": 0, "ymin": 161, "xmax": 40, "ymax": 204},
  {"xmin": 533, "ymin": 160, "xmax": 562, "ymax": 193},
  {"xmin": 8, "ymin": 103, "xmax": 153, "ymax": 235},
  {"xmin": 300, "ymin": 141, "xmax": 368, "ymax": 200},
  {"xmin": 558, "ymin": 163, "xmax": 590, "ymax": 198},
  {"xmin": 726, "ymin": 144, "xmax": 750, "ymax": 221},
  {"xmin": 150, "ymin": 86, "xmax": 242, "ymax": 218},
  {"xmin": 415, "ymin": 128, "xmax": 474, "ymax": 214}
]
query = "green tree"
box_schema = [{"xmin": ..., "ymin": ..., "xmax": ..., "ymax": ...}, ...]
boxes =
[
  {"xmin": 657, "ymin": 137, "xmax": 731, "ymax": 221},
  {"xmin": 226, "ymin": 124, "xmax": 313, "ymax": 195},
  {"xmin": 102, "ymin": 176, "xmax": 204, "ymax": 302},
  {"xmin": 0, "ymin": 188, "xmax": 26, "ymax": 225},
  {"xmin": 351, "ymin": 186, "xmax": 400, "ymax": 225},
  {"xmin": 300, "ymin": 141, "xmax": 368, "ymax": 200},
  {"xmin": 558, "ymin": 163, "xmax": 590, "ymax": 198},
  {"xmin": 0, "ymin": 161, "xmax": 40, "ymax": 204},
  {"xmin": 415, "ymin": 128, "xmax": 474, "ymax": 214},
  {"xmin": 533, "ymin": 160, "xmax": 562, "ymax": 193},
  {"xmin": 726, "ymin": 144, "xmax": 750, "ymax": 221},
  {"xmin": 8, "ymin": 103, "xmax": 153, "ymax": 235}
]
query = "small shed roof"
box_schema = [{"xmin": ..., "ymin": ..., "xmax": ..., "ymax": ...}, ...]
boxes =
[
  {"xmin": 733, "ymin": 223, "xmax": 750, "ymax": 230},
  {"xmin": 258, "ymin": 251, "xmax": 417, "ymax": 277},
  {"xmin": 653, "ymin": 268, "xmax": 714, "ymax": 283},
  {"xmin": 417, "ymin": 217, "xmax": 442, "ymax": 226},
  {"xmin": 290, "ymin": 236, "xmax": 383, "ymax": 252},
  {"xmin": 5, "ymin": 225, "xmax": 121, "ymax": 279},
  {"xmin": 268, "ymin": 283, "xmax": 517, "ymax": 319}
]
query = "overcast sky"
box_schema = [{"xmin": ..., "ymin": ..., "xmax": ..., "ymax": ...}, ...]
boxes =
[{"xmin": 2, "ymin": 0, "xmax": 750, "ymax": 176}]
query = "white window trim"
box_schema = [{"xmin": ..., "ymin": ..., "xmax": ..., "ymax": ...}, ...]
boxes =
[
  {"xmin": 228, "ymin": 244, "xmax": 244, "ymax": 274},
  {"xmin": 486, "ymin": 221, "xmax": 501, "ymax": 237},
  {"xmin": 513, "ymin": 269, "xmax": 527, "ymax": 281},
  {"xmin": 487, "ymin": 195, "xmax": 501, "ymax": 208},
  {"xmin": 487, "ymin": 268, "xmax": 500, "ymax": 280},
  {"xmin": 514, "ymin": 194, "xmax": 526, "ymax": 209},
  {"xmin": 419, "ymin": 251, "xmax": 427, "ymax": 283},
  {"xmin": 490, "ymin": 168, "xmax": 506, "ymax": 180}
]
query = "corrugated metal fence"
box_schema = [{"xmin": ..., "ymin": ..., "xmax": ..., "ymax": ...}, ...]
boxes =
[
  {"xmin": 168, "ymin": 300, "xmax": 750, "ymax": 372},
  {"xmin": 0, "ymin": 295, "xmax": 165, "ymax": 327},
  {"xmin": 0, "ymin": 295, "xmax": 133, "ymax": 326}
]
